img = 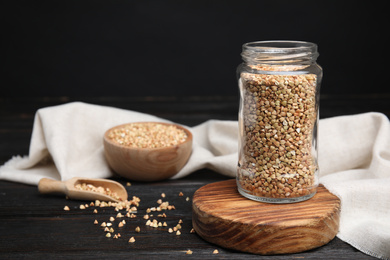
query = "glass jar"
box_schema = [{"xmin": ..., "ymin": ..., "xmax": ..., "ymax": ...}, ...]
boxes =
[{"xmin": 236, "ymin": 41, "xmax": 322, "ymax": 203}]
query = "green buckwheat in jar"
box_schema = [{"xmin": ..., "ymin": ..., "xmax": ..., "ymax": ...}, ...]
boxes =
[{"xmin": 237, "ymin": 41, "xmax": 323, "ymax": 203}]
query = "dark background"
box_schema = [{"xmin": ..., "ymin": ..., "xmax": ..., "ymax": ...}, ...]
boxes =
[{"xmin": 2, "ymin": 0, "xmax": 388, "ymax": 98}]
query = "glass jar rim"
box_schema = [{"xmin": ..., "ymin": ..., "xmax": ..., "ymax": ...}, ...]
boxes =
[
  {"xmin": 243, "ymin": 40, "xmax": 317, "ymax": 53},
  {"xmin": 241, "ymin": 40, "xmax": 319, "ymax": 65}
]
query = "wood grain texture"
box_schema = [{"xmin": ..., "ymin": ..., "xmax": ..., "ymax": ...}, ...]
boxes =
[{"xmin": 192, "ymin": 179, "xmax": 340, "ymax": 255}]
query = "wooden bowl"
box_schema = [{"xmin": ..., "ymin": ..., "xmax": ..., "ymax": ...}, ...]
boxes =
[{"xmin": 103, "ymin": 122, "xmax": 193, "ymax": 182}]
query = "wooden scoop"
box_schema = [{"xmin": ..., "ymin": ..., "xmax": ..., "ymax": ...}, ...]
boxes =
[{"xmin": 38, "ymin": 177, "xmax": 128, "ymax": 202}]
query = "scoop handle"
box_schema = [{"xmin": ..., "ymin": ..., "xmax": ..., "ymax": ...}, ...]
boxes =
[{"xmin": 38, "ymin": 178, "xmax": 67, "ymax": 195}]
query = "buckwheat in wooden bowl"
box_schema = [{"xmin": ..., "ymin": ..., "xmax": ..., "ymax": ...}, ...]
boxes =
[{"xmin": 103, "ymin": 122, "xmax": 192, "ymax": 182}]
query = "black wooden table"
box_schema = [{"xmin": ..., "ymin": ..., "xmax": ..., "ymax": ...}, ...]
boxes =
[{"xmin": 1, "ymin": 96, "xmax": 386, "ymax": 259}]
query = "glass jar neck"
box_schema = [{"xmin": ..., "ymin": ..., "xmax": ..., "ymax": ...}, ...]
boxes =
[{"xmin": 241, "ymin": 41, "xmax": 319, "ymax": 66}]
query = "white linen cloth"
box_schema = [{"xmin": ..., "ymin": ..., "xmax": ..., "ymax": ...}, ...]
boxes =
[{"xmin": 0, "ymin": 102, "xmax": 389, "ymax": 259}]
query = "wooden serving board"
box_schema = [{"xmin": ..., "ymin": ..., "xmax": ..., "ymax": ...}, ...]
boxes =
[{"xmin": 192, "ymin": 179, "xmax": 340, "ymax": 255}]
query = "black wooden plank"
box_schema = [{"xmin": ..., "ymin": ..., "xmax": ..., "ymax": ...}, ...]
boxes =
[{"xmin": 0, "ymin": 172, "xmax": 376, "ymax": 259}]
